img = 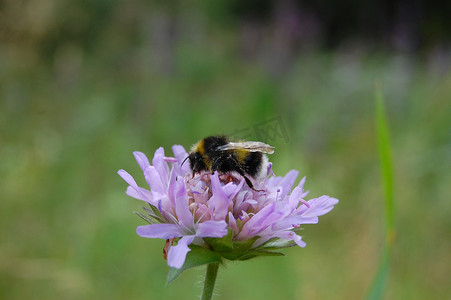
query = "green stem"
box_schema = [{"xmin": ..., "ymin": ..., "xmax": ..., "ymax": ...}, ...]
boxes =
[{"xmin": 201, "ymin": 263, "xmax": 219, "ymax": 300}]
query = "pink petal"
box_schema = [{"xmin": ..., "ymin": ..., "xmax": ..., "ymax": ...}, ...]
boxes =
[
  {"xmin": 167, "ymin": 235, "xmax": 195, "ymax": 269},
  {"xmin": 125, "ymin": 186, "xmax": 154, "ymax": 204},
  {"xmin": 277, "ymin": 170, "xmax": 299, "ymax": 200},
  {"xmin": 117, "ymin": 169, "xmax": 137, "ymax": 187},
  {"xmin": 146, "ymin": 166, "xmax": 166, "ymax": 199},
  {"xmin": 136, "ymin": 224, "xmax": 183, "ymax": 239},
  {"xmin": 208, "ymin": 172, "xmax": 231, "ymax": 221},
  {"xmin": 174, "ymin": 179, "xmax": 193, "ymax": 228},
  {"xmin": 270, "ymin": 231, "xmax": 307, "ymax": 248},
  {"xmin": 196, "ymin": 220, "xmax": 228, "ymax": 238},
  {"xmin": 118, "ymin": 169, "xmax": 150, "ymax": 201},
  {"xmin": 133, "ymin": 151, "xmax": 151, "ymax": 172},
  {"xmin": 172, "ymin": 145, "xmax": 191, "ymax": 175},
  {"xmin": 227, "ymin": 212, "xmax": 239, "ymax": 235},
  {"xmin": 252, "ymin": 229, "xmax": 306, "ymax": 248},
  {"xmin": 237, "ymin": 203, "xmax": 275, "ymax": 239},
  {"xmin": 152, "ymin": 147, "xmax": 170, "ymax": 184},
  {"xmin": 298, "ymin": 196, "xmax": 339, "ymax": 218}
]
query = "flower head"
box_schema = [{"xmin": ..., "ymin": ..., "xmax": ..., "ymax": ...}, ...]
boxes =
[{"xmin": 118, "ymin": 145, "xmax": 338, "ymax": 269}]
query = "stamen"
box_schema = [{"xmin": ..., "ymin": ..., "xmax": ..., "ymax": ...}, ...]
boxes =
[
  {"xmin": 300, "ymin": 199, "xmax": 310, "ymax": 208},
  {"xmin": 163, "ymin": 156, "xmax": 178, "ymax": 163}
]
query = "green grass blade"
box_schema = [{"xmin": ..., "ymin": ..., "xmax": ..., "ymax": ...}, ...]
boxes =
[
  {"xmin": 367, "ymin": 245, "xmax": 390, "ymax": 300},
  {"xmin": 375, "ymin": 89, "xmax": 395, "ymax": 235},
  {"xmin": 366, "ymin": 86, "xmax": 396, "ymax": 300}
]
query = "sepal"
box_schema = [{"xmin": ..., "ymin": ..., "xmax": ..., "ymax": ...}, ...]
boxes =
[{"xmin": 167, "ymin": 245, "xmax": 223, "ymax": 283}]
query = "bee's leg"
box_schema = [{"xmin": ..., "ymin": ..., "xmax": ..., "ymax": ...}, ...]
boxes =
[
  {"xmin": 244, "ymin": 176, "xmax": 264, "ymax": 192},
  {"xmin": 211, "ymin": 156, "xmax": 224, "ymax": 172},
  {"xmin": 242, "ymin": 175, "xmax": 256, "ymax": 191}
]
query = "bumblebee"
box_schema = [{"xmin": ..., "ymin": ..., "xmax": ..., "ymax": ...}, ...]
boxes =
[{"xmin": 184, "ymin": 135, "xmax": 274, "ymax": 191}]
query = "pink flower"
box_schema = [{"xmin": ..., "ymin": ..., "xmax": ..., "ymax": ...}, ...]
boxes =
[{"xmin": 118, "ymin": 145, "xmax": 338, "ymax": 269}]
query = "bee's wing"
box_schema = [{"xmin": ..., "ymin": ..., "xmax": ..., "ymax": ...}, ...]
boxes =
[{"xmin": 216, "ymin": 141, "xmax": 275, "ymax": 154}]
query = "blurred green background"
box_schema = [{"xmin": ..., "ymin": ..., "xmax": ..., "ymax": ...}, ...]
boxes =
[{"xmin": 1, "ymin": 1, "xmax": 450, "ymax": 299}]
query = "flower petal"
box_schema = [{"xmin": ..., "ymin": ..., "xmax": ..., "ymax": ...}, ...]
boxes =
[
  {"xmin": 277, "ymin": 170, "xmax": 299, "ymax": 200},
  {"xmin": 172, "ymin": 145, "xmax": 191, "ymax": 175},
  {"xmin": 195, "ymin": 220, "xmax": 228, "ymax": 238},
  {"xmin": 146, "ymin": 166, "xmax": 166, "ymax": 200},
  {"xmin": 287, "ymin": 176, "xmax": 307, "ymax": 210},
  {"xmin": 167, "ymin": 235, "xmax": 195, "ymax": 269},
  {"xmin": 133, "ymin": 151, "xmax": 151, "ymax": 172},
  {"xmin": 228, "ymin": 212, "xmax": 239, "ymax": 235},
  {"xmin": 297, "ymin": 196, "xmax": 339, "ymax": 217},
  {"xmin": 125, "ymin": 186, "xmax": 154, "ymax": 204},
  {"xmin": 118, "ymin": 169, "xmax": 154, "ymax": 203},
  {"xmin": 227, "ymin": 179, "xmax": 245, "ymax": 200},
  {"xmin": 255, "ymin": 231, "xmax": 306, "ymax": 248},
  {"xmin": 152, "ymin": 147, "xmax": 170, "ymax": 185},
  {"xmin": 277, "ymin": 231, "xmax": 307, "ymax": 247},
  {"xmin": 136, "ymin": 224, "xmax": 183, "ymax": 239},
  {"xmin": 208, "ymin": 172, "xmax": 231, "ymax": 221},
  {"xmin": 271, "ymin": 215, "xmax": 317, "ymax": 231},
  {"xmin": 237, "ymin": 203, "xmax": 275, "ymax": 239},
  {"xmin": 118, "ymin": 169, "xmax": 137, "ymax": 187},
  {"xmin": 174, "ymin": 178, "xmax": 194, "ymax": 228}
]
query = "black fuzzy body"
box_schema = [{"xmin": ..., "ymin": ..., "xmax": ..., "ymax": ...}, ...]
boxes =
[{"xmin": 240, "ymin": 151, "xmax": 263, "ymax": 177}]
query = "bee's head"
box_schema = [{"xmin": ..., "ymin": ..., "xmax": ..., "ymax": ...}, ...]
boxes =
[
  {"xmin": 185, "ymin": 138, "xmax": 210, "ymax": 174},
  {"xmin": 187, "ymin": 151, "xmax": 205, "ymax": 173}
]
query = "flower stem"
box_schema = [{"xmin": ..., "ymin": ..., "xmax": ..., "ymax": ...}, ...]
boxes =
[{"xmin": 201, "ymin": 263, "xmax": 219, "ymax": 300}]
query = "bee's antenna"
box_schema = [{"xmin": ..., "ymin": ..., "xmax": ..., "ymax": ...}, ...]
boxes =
[{"xmin": 181, "ymin": 156, "xmax": 189, "ymax": 167}]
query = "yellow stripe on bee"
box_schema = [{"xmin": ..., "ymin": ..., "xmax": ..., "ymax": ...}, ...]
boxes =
[
  {"xmin": 234, "ymin": 149, "xmax": 249, "ymax": 163},
  {"xmin": 195, "ymin": 139, "xmax": 205, "ymax": 155}
]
